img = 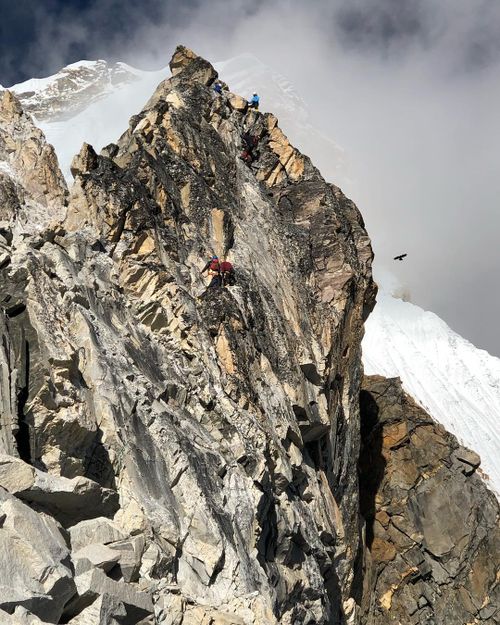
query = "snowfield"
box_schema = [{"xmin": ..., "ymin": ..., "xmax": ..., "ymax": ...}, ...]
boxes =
[{"xmin": 363, "ymin": 289, "xmax": 500, "ymax": 494}]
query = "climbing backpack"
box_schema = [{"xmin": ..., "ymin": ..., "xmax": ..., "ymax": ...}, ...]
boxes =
[{"xmin": 221, "ymin": 261, "xmax": 236, "ymax": 286}]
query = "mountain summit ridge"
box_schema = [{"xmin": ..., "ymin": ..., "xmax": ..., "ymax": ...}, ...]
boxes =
[
  {"xmin": 0, "ymin": 45, "xmax": 376, "ymax": 624},
  {"xmin": 0, "ymin": 45, "xmax": 497, "ymax": 625}
]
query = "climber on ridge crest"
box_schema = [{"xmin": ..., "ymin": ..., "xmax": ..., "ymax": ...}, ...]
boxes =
[{"xmin": 249, "ymin": 92, "xmax": 260, "ymax": 110}]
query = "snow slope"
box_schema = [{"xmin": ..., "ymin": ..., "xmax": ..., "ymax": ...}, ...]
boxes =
[
  {"xmin": 7, "ymin": 53, "xmax": 499, "ymax": 494},
  {"xmin": 363, "ymin": 289, "xmax": 500, "ymax": 494},
  {"xmin": 11, "ymin": 61, "xmax": 168, "ymax": 181}
]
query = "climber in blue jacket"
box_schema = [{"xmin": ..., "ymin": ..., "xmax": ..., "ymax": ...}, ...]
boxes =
[{"xmin": 249, "ymin": 93, "xmax": 260, "ymax": 110}]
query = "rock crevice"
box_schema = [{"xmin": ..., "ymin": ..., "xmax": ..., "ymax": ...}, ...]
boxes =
[{"xmin": 0, "ymin": 45, "xmax": 497, "ymax": 625}]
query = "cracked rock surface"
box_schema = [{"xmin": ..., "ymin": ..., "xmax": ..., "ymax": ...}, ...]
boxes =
[
  {"xmin": 0, "ymin": 44, "xmax": 497, "ymax": 625},
  {"xmin": 359, "ymin": 376, "xmax": 500, "ymax": 625}
]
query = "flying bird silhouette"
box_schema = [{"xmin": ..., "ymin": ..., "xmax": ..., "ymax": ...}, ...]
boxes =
[{"xmin": 394, "ymin": 253, "xmax": 407, "ymax": 261}]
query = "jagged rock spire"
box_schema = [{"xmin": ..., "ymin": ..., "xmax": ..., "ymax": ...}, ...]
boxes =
[
  {"xmin": 0, "ymin": 46, "xmax": 496, "ymax": 625},
  {"xmin": 169, "ymin": 45, "xmax": 218, "ymax": 85}
]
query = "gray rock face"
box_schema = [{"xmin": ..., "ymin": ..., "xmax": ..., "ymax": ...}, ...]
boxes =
[
  {"xmin": 0, "ymin": 44, "xmax": 496, "ymax": 625},
  {"xmin": 0, "ymin": 488, "xmax": 75, "ymax": 622},
  {"xmin": 0, "ymin": 45, "xmax": 375, "ymax": 624},
  {"xmin": 359, "ymin": 376, "xmax": 500, "ymax": 625}
]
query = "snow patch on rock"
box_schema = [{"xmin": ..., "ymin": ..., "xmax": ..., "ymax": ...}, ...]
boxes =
[{"xmin": 363, "ymin": 285, "xmax": 500, "ymax": 495}]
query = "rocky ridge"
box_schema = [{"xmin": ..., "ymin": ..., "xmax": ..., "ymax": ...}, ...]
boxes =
[
  {"xmin": 0, "ymin": 45, "xmax": 375, "ymax": 624},
  {"xmin": 0, "ymin": 45, "xmax": 497, "ymax": 625}
]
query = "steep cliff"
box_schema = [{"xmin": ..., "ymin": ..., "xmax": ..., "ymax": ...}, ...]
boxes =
[
  {"xmin": 0, "ymin": 45, "xmax": 497, "ymax": 625},
  {"xmin": 359, "ymin": 376, "xmax": 499, "ymax": 625},
  {"xmin": 0, "ymin": 46, "xmax": 375, "ymax": 624}
]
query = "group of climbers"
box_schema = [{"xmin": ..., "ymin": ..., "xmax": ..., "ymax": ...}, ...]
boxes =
[
  {"xmin": 201, "ymin": 255, "xmax": 235, "ymax": 289},
  {"xmin": 212, "ymin": 81, "xmax": 262, "ymax": 165},
  {"xmin": 213, "ymin": 82, "xmax": 260, "ymax": 111},
  {"xmin": 199, "ymin": 86, "xmax": 262, "ymax": 293}
]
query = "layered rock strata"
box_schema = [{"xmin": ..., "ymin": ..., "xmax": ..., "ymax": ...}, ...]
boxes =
[
  {"xmin": 0, "ymin": 46, "xmax": 375, "ymax": 624},
  {"xmin": 0, "ymin": 44, "xmax": 497, "ymax": 625},
  {"xmin": 359, "ymin": 376, "xmax": 499, "ymax": 625}
]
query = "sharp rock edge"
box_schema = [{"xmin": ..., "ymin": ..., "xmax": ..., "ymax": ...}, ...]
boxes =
[{"xmin": 0, "ymin": 45, "xmax": 497, "ymax": 625}]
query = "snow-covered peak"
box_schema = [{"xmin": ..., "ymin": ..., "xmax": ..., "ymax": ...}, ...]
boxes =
[
  {"xmin": 363, "ymin": 291, "xmax": 500, "ymax": 495},
  {"xmin": 12, "ymin": 62, "xmax": 169, "ymax": 180},
  {"xmin": 10, "ymin": 60, "xmax": 145, "ymax": 122}
]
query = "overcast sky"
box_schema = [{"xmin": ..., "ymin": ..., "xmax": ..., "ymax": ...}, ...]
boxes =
[{"xmin": 1, "ymin": 0, "xmax": 500, "ymax": 355}]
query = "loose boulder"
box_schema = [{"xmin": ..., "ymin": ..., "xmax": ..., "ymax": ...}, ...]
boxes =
[
  {"xmin": 69, "ymin": 517, "xmax": 127, "ymax": 552},
  {"xmin": 0, "ymin": 488, "xmax": 76, "ymax": 623},
  {"xmin": 0, "ymin": 454, "xmax": 119, "ymax": 527}
]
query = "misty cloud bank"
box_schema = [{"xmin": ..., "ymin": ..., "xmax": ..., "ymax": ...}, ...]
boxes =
[{"xmin": 2, "ymin": 0, "xmax": 500, "ymax": 355}]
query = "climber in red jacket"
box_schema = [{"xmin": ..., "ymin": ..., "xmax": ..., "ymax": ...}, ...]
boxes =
[
  {"xmin": 201, "ymin": 255, "xmax": 221, "ymax": 288},
  {"xmin": 240, "ymin": 132, "xmax": 259, "ymax": 164}
]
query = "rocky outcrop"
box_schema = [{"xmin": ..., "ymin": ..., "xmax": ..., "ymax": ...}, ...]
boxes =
[
  {"xmin": 0, "ymin": 45, "xmax": 375, "ymax": 623},
  {"xmin": 0, "ymin": 89, "xmax": 68, "ymax": 468},
  {"xmin": 359, "ymin": 376, "xmax": 500, "ymax": 625},
  {"xmin": 0, "ymin": 90, "xmax": 67, "ymax": 226},
  {"xmin": 0, "ymin": 43, "xmax": 497, "ymax": 625}
]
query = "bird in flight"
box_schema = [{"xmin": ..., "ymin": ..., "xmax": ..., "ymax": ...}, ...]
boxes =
[{"xmin": 394, "ymin": 253, "xmax": 407, "ymax": 261}]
